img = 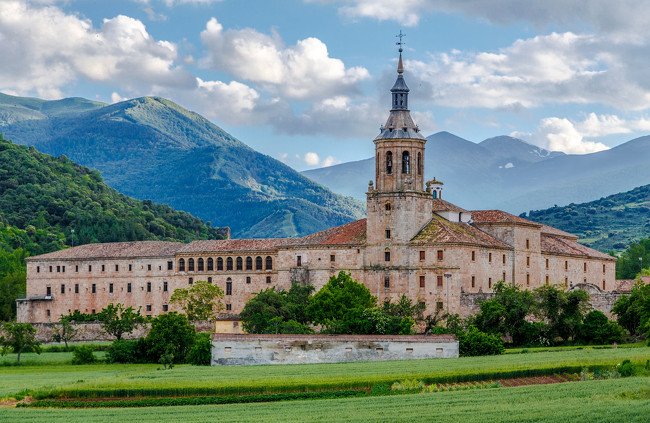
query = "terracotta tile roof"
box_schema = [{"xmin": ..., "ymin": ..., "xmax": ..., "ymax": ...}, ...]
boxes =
[
  {"xmin": 297, "ymin": 219, "xmax": 367, "ymax": 246},
  {"xmin": 540, "ymin": 234, "xmax": 615, "ymax": 261},
  {"xmin": 471, "ymin": 210, "xmax": 542, "ymax": 227},
  {"xmin": 432, "ymin": 199, "xmax": 467, "ymax": 213},
  {"xmin": 412, "ymin": 215, "xmax": 510, "ymax": 249},
  {"xmin": 28, "ymin": 241, "xmax": 183, "ymax": 261},
  {"xmin": 178, "ymin": 238, "xmax": 298, "ymax": 254},
  {"xmin": 615, "ymin": 279, "xmax": 636, "ymax": 292},
  {"xmin": 539, "ymin": 224, "xmax": 578, "ymax": 240}
]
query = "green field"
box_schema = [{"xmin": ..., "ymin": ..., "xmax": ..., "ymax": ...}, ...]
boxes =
[{"xmin": 0, "ymin": 377, "xmax": 648, "ymax": 422}]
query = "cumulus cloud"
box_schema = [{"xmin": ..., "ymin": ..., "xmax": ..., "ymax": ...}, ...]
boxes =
[
  {"xmin": 301, "ymin": 152, "xmax": 341, "ymax": 168},
  {"xmin": 576, "ymin": 113, "xmax": 650, "ymax": 137},
  {"xmin": 199, "ymin": 17, "xmax": 369, "ymax": 99},
  {"xmin": 513, "ymin": 117, "xmax": 609, "ymax": 154},
  {"xmin": 303, "ymin": 152, "xmax": 321, "ymax": 166}
]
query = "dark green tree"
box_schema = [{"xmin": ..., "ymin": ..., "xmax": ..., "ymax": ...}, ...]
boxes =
[
  {"xmin": 240, "ymin": 283, "xmax": 314, "ymax": 334},
  {"xmin": 616, "ymin": 238, "xmax": 650, "ymax": 279},
  {"xmin": 534, "ymin": 285, "xmax": 590, "ymax": 343},
  {"xmin": 0, "ymin": 322, "xmax": 41, "ymax": 365},
  {"xmin": 612, "ymin": 281, "xmax": 650, "ymax": 337},
  {"xmin": 170, "ymin": 280, "xmax": 224, "ymax": 321},
  {"xmin": 97, "ymin": 303, "xmax": 145, "ymax": 340},
  {"xmin": 578, "ymin": 310, "xmax": 625, "ymax": 344},
  {"xmin": 145, "ymin": 312, "xmax": 196, "ymax": 363}
]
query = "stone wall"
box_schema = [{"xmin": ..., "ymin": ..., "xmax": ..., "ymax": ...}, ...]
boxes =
[{"xmin": 212, "ymin": 334, "xmax": 458, "ymax": 365}]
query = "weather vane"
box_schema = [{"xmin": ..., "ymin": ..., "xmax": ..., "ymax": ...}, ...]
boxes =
[{"xmin": 396, "ymin": 30, "xmax": 406, "ymax": 51}]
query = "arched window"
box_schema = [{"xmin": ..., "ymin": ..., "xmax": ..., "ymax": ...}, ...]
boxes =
[
  {"xmin": 246, "ymin": 256, "xmax": 253, "ymax": 271},
  {"xmin": 197, "ymin": 258, "xmax": 204, "ymax": 272},
  {"xmin": 255, "ymin": 256, "xmax": 263, "ymax": 270},
  {"xmin": 417, "ymin": 152, "xmax": 422, "ymax": 175},
  {"xmin": 386, "ymin": 151, "xmax": 393, "ymax": 174},
  {"xmin": 265, "ymin": 256, "xmax": 273, "ymax": 270},
  {"xmin": 178, "ymin": 258, "xmax": 185, "ymax": 272},
  {"xmin": 217, "ymin": 257, "xmax": 223, "ymax": 271},
  {"xmin": 226, "ymin": 257, "xmax": 233, "ymax": 271},
  {"xmin": 226, "ymin": 278, "xmax": 232, "ymax": 296},
  {"xmin": 207, "ymin": 258, "xmax": 214, "ymax": 271},
  {"xmin": 188, "ymin": 258, "xmax": 195, "ymax": 272},
  {"xmin": 236, "ymin": 257, "xmax": 243, "ymax": 271},
  {"xmin": 402, "ymin": 151, "xmax": 410, "ymax": 174},
  {"xmin": 385, "ymin": 202, "xmax": 391, "ymax": 211},
  {"xmin": 432, "ymin": 191, "xmax": 438, "ymax": 199}
]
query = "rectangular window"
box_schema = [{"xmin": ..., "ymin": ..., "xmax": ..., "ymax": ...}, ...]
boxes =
[
  {"xmin": 163, "ymin": 304, "xmax": 169, "ymax": 312},
  {"xmin": 583, "ymin": 262, "xmax": 587, "ymax": 272},
  {"xmin": 75, "ymin": 265, "xmax": 79, "ymax": 272},
  {"xmin": 46, "ymin": 286, "xmax": 52, "ymax": 297},
  {"xmin": 60, "ymin": 284, "xmax": 65, "ymax": 294},
  {"xmin": 565, "ymin": 277, "xmax": 568, "ymax": 287},
  {"xmin": 226, "ymin": 304, "xmax": 232, "ymax": 311},
  {"xmin": 437, "ymin": 275, "xmax": 443, "ymax": 287},
  {"xmin": 266, "ymin": 276, "xmax": 271, "ymax": 284},
  {"xmin": 471, "ymin": 276, "xmax": 475, "ymax": 288},
  {"xmin": 419, "ymin": 275, "xmax": 425, "ymax": 288},
  {"xmin": 168, "ymin": 261, "xmax": 173, "ymax": 270},
  {"xmin": 189, "ymin": 277, "xmax": 193, "ymax": 284},
  {"xmin": 226, "ymin": 281, "xmax": 232, "ymax": 295},
  {"xmin": 129, "ymin": 264, "xmax": 133, "ymax": 271},
  {"xmin": 565, "ymin": 260, "xmax": 568, "ymax": 270},
  {"xmin": 385, "ymin": 229, "xmax": 391, "ymax": 239},
  {"xmin": 546, "ymin": 275, "xmax": 550, "ymax": 284},
  {"xmin": 385, "ymin": 251, "xmax": 391, "ymax": 261},
  {"xmin": 546, "ymin": 258, "xmax": 549, "ymax": 269},
  {"xmin": 62, "ymin": 266, "xmax": 65, "ymax": 273},
  {"xmin": 526, "ymin": 274, "xmax": 530, "ymax": 286},
  {"xmin": 436, "ymin": 301, "xmax": 443, "ymax": 311},
  {"xmin": 330, "ymin": 254, "xmax": 335, "ymax": 262},
  {"xmin": 297, "ymin": 256, "xmax": 302, "ymax": 267},
  {"xmin": 147, "ymin": 282, "xmax": 152, "ymax": 292},
  {"xmin": 37, "ymin": 266, "xmax": 40, "ymax": 273},
  {"xmin": 419, "ymin": 250, "xmax": 425, "ymax": 261},
  {"xmin": 603, "ymin": 264, "xmax": 606, "ymax": 273},
  {"xmin": 502, "ymin": 272, "xmax": 506, "ymax": 282},
  {"xmin": 101, "ymin": 264, "xmax": 105, "ymax": 272},
  {"xmin": 437, "ymin": 250, "xmax": 444, "ymax": 261},
  {"xmin": 74, "ymin": 283, "xmax": 79, "ymax": 294},
  {"xmin": 488, "ymin": 278, "xmax": 492, "ymax": 289},
  {"xmin": 146, "ymin": 304, "xmax": 152, "ymax": 312},
  {"xmin": 56, "ymin": 265, "xmax": 60, "ymax": 273},
  {"xmin": 602, "ymin": 280, "xmax": 606, "ymax": 290},
  {"xmin": 163, "ymin": 281, "xmax": 168, "ymax": 292},
  {"xmin": 526, "ymin": 239, "xmax": 530, "ymax": 249},
  {"xmin": 109, "ymin": 283, "xmax": 113, "ymax": 294},
  {"xmin": 46, "ymin": 309, "xmax": 51, "ymax": 318},
  {"xmin": 148, "ymin": 264, "xmax": 152, "ymax": 271},
  {"xmin": 471, "ymin": 251, "xmax": 476, "ymax": 261},
  {"xmin": 246, "ymin": 276, "xmax": 251, "ymax": 284},
  {"xmin": 526, "ymin": 256, "xmax": 530, "ymax": 267},
  {"xmin": 49, "ymin": 265, "xmax": 53, "ymax": 273},
  {"xmin": 488, "ymin": 253, "xmax": 492, "ymax": 263},
  {"xmin": 502, "ymin": 254, "xmax": 506, "ymax": 264},
  {"xmin": 92, "ymin": 284, "xmax": 96, "ymax": 294},
  {"xmin": 207, "ymin": 277, "xmax": 212, "ymax": 283},
  {"xmin": 115, "ymin": 264, "xmax": 119, "ymax": 272},
  {"xmin": 127, "ymin": 283, "xmax": 132, "ymax": 293},
  {"xmin": 384, "ymin": 275, "xmax": 390, "ymax": 288}
]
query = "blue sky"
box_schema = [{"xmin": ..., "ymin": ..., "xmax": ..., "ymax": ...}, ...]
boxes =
[{"xmin": 2, "ymin": 1, "xmax": 650, "ymax": 170}]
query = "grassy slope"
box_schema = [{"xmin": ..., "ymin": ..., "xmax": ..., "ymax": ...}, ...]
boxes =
[
  {"xmin": 1, "ymin": 347, "xmax": 648, "ymax": 398},
  {"xmin": 0, "ymin": 377, "xmax": 647, "ymax": 422},
  {"xmin": 525, "ymin": 184, "xmax": 650, "ymax": 251}
]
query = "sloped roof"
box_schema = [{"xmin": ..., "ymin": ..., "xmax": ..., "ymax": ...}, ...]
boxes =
[
  {"xmin": 27, "ymin": 241, "xmax": 183, "ymax": 261},
  {"xmin": 178, "ymin": 238, "xmax": 298, "ymax": 254},
  {"xmin": 297, "ymin": 219, "xmax": 367, "ymax": 246},
  {"xmin": 539, "ymin": 224, "xmax": 578, "ymax": 240},
  {"xmin": 432, "ymin": 198, "xmax": 467, "ymax": 213},
  {"xmin": 411, "ymin": 215, "xmax": 510, "ymax": 249},
  {"xmin": 471, "ymin": 210, "xmax": 542, "ymax": 227},
  {"xmin": 540, "ymin": 234, "xmax": 615, "ymax": 261}
]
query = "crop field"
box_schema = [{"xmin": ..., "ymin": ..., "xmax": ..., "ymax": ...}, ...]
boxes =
[{"xmin": 0, "ymin": 377, "xmax": 648, "ymax": 422}]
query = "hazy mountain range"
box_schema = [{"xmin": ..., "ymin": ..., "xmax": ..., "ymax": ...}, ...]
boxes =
[
  {"xmin": 303, "ymin": 131, "xmax": 650, "ymax": 214},
  {"xmin": 0, "ymin": 93, "xmax": 364, "ymax": 238}
]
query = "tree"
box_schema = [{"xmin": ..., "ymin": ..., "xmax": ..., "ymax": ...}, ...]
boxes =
[
  {"xmin": 0, "ymin": 322, "xmax": 41, "ymax": 365},
  {"xmin": 307, "ymin": 272, "xmax": 376, "ymax": 334},
  {"xmin": 578, "ymin": 310, "xmax": 625, "ymax": 344},
  {"xmin": 145, "ymin": 312, "xmax": 196, "ymax": 363},
  {"xmin": 239, "ymin": 283, "xmax": 314, "ymax": 334},
  {"xmin": 616, "ymin": 238, "xmax": 650, "ymax": 279},
  {"xmin": 534, "ymin": 285, "xmax": 590, "ymax": 343},
  {"xmin": 170, "ymin": 280, "xmax": 224, "ymax": 321},
  {"xmin": 97, "ymin": 303, "xmax": 145, "ymax": 340},
  {"xmin": 458, "ymin": 326, "xmax": 505, "ymax": 357},
  {"xmin": 54, "ymin": 316, "xmax": 78, "ymax": 350},
  {"xmin": 612, "ymin": 281, "xmax": 650, "ymax": 337}
]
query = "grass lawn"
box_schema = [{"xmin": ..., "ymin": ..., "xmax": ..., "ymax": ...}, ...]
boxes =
[
  {"xmin": 0, "ymin": 376, "xmax": 647, "ymax": 422},
  {"xmin": 1, "ymin": 346, "xmax": 648, "ymax": 398}
]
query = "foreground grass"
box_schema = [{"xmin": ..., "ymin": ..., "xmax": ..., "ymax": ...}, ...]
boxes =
[
  {"xmin": 1, "ymin": 377, "xmax": 647, "ymax": 422},
  {"xmin": 1, "ymin": 346, "xmax": 648, "ymax": 398}
]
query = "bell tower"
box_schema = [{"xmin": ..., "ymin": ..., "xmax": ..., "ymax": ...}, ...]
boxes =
[{"xmin": 366, "ymin": 34, "xmax": 433, "ymax": 247}]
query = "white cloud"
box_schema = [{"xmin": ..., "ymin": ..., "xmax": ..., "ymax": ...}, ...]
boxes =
[
  {"xmin": 110, "ymin": 92, "xmax": 127, "ymax": 103},
  {"xmin": 199, "ymin": 17, "xmax": 369, "ymax": 99},
  {"xmin": 514, "ymin": 117, "xmax": 609, "ymax": 154},
  {"xmin": 321, "ymin": 155, "xmax": 340, "ymax": 167},
  {"xmin": 576, "ymin": 113, "xmax": 650, "ymax": 137},
  {"xmin": 335, "ymin": 0, "xmax": 429, "ymax": 27},
  {"xmin": 303, "ymin": 152, "xmax": 321, "ymax": 166}
]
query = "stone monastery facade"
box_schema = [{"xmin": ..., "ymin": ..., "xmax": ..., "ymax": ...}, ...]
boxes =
[{"xmin": 19, "ymin": 49, "xmax": 618, "ymax": 324}]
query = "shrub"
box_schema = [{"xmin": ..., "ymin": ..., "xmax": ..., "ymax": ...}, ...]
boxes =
[
  {"xmin": 71, "ymin": 345, "xmax": 96, "ymax": 365},
  {"xmin": 617, "ymin": 359, "xmax": 636, "ymax": 377},
  {"xmin": 458, "ymin": 326, "xmax": 505, "ymax": 357},
  {"xmin": 579, "ymin": 310, "xmax": 626, "ymax": 345},
  {"xmin": 187, "ymin": 332, "xmax": 212, "ymax": 366},
  {"xmin": 146, "ymin": 312, "xmax": 195, "ymax": 363},
  {"xmin": 106, "ymin": 339, "xmax": 149, "ymax": 364}
]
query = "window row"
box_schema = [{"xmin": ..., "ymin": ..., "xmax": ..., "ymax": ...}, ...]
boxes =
[
  {"xmin": 178, "ymin": 256, "xmax": 272, "ymax": 272},
  {"xmin": 384, "ymin": 151, "xmax": 422, "ymax": 175},
  {"xmin": 47, "ymin": 281, "xmax": 171, "ymax": 296},
  {"xmin": 38, "ymin": 261, "xmax": 174, "ymax": 274}
]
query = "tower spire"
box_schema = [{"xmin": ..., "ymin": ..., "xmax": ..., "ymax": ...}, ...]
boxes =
[{"xmin": 396, "ymin": 30, "xmax": 405, "ymax": 74}]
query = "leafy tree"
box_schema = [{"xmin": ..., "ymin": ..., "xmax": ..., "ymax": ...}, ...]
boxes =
[
  {"xmin": 71, "ymin": 345, "xmax": 97, "ymax": 364},
  {"xmin": 187, "ymin": 332, "xmax": 213, "ymax": 366},
  {"xmin": 578, "ymin": 310, "xmax": 625, "ymax": 344},
  {"xmin": 458, "ymin": 326, "xmax": 505, "ymax": 357},
  {"xmin": 240, "ymin": 283, "xmax": 314, "ymax": 334},
  {"xmin": 97, "ymin": 303, "xmax": 145, "ymax": 340},
  {"xmin": 616, "ymin": 238, "xmax": 650, "ymax": 279},
  {"xmin": 533, "ymin": 285, "xmax": 590, "ymax": 343},
  {"xmin": 145, "ymin": 312, "xmax": 196, "ymax": 363},
  {"xmin": 308, "ymin": 272, "xmax": 377, "ymax": 334},
  {"xmin": 53, "ymin": 316, "xmax": 78, "ymax": 350},
  {"xmin": 170, "ymin": 280, "xmax": 224, "ymax": 321},
  {"xmin": 612, "ymin": 281, "xmax": 650, "ymax": 337},
  {"xmin": 474, "ymin": 281, "xmax": 534, "ymax": 345},
  {"xmin": 0, "ymin": 322, "xmax": 41, "ymax": 365}
]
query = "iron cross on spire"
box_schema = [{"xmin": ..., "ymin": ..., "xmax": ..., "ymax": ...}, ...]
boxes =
[{"xmin": 395, "ymin": 30, "xmax": 406, "ymax": 52}]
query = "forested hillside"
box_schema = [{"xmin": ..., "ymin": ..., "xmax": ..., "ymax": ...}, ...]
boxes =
[
  {"xmin": 524, "ymin": 184, "xmax": 650, "ymax": 252},
  {"xmin": 0, "ymin": 136, "xmax": 226, "ymax": 320}
]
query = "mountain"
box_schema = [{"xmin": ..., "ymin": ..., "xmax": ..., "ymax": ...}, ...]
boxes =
[
  {"xmin": 303, "ymin": 131, "xmax": 650, "ymax": 213},
  {"xmin": 524, "ymin": 184, "xmax": 650, "ymax": 252},
  {"xmin": 0, "ymin": 136, "xmax": 228, "ymax": 320},
  {"xmin": 0, "ymin": 93, "xmax": 364, "ymax": 238}
]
